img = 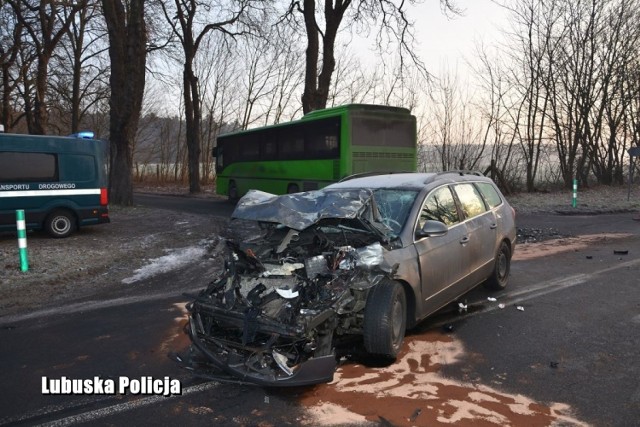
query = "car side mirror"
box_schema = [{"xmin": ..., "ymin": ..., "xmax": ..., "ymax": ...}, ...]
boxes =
[{"xmin": 416, "ymin": 220, "xmax": 448, "ymax": 239}]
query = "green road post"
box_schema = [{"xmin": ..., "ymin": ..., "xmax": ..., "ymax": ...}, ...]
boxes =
[{"xmin": 16, "ymin": 209, "xmax": 29, "ymax": 272}]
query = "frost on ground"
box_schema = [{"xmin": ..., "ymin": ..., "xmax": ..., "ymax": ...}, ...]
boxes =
[{"xmin": 0, "ymin": 205, "xmax": 226, "ymax": 317}]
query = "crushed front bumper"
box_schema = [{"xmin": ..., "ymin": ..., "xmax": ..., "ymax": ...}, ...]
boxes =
[{"xmin": 187, "ymin": 313, "xmax": 337, "ymax": 387}]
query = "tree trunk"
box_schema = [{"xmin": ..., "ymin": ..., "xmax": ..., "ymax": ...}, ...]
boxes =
[
  {"xmin": 31, "ymin": 56, "xmax": 50, "ymax": 134},
  {"xmin": 184, "ymin": 65, "xmax": 202, "ymax": 194},
  {"xmin": 102, "ymin": 0, "xmax": 147, "ymax": 206}
]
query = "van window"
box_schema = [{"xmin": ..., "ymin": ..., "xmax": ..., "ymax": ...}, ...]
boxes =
[
  {"xmin": 0, "ymin": 152, "xmax": 58, "ymax": 182},
  {"xmin": 61, "ymin": 155, "xmax": 96, "ymax": 181}
]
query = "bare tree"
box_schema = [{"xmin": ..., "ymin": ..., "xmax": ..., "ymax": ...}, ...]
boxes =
[
  {"xmin": 102, "ymin": 0, "xmax": 147, "ymax": 205},
  {"xmin": 0, "ymin": 5, "xmax": 23, "ymax": 131},
  {"xmin": 282, "ymin": 0, "xmax": 461, "ymax": 114},
  {"xmin": 50, "ymin": 0, "xmax": 109, "ymax": 134},
  {"xmin": 158, "ymin": 0, "xmax": 260, "ymax": 194},
  {"xmin": 7, "ymin": 0, "xmax": 86, "ymax": 134}
]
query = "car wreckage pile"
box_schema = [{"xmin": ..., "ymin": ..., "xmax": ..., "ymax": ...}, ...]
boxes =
[{"xmin": 183, "ymin": 189, "xmax": 402, "ymax": 386}]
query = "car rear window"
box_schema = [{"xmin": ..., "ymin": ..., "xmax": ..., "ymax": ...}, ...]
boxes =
[{"xmin": 476, "ymin": 182, "xmax": 503, "ymax": 208}]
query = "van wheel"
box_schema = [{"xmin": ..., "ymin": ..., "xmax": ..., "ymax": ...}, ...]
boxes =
[
  {"xmin": 45, "ymin": 209, "xmax": 76, "ymax": 238},
  {"xmin": 363, "ymin": 280, "xmax": 406, "ymax": 359},
  {"xmin": 228, "ymin": 180, "xmax": 238, "ymax": 202},
  {"xmin": 287, "ymin": 184, "xmax": 299, "ymax": 194},
  {"xmin": 484, "ymin": 241, "xmax": 511, "ymax": 291}
]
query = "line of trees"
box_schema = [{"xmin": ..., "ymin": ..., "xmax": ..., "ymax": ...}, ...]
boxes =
[{"xmin": 1, "ymin": 0, "xmax": 639, "ymax": 204}]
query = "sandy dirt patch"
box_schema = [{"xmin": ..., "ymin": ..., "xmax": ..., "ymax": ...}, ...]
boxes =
[{"xmin": 300, "ymin": 332, "xmax": 587, "ymax": 426}]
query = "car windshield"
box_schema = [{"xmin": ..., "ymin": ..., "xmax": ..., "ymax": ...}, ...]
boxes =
[
  {"xmin": 372, "ymin": 189, "xmax": 419, "ymax": 236},
  {"xmin": 231, "ymin": 187, "xmax": 418, "ymax": 239}
]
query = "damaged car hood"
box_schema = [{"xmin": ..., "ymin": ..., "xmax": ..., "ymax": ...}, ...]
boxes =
[{"xmin": 231, "ymin": 188, "xmax": 390, "ymax": 238}]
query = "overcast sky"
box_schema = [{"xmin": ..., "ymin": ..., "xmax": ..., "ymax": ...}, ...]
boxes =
[{"xmin": 413, "ymin": 0, "xmax": 509, "ymax": 71}]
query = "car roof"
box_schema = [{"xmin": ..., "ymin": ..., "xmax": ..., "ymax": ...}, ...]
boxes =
[{"xmin": 327, "ymin": 171, "xmax": 491, "ymax": 190}]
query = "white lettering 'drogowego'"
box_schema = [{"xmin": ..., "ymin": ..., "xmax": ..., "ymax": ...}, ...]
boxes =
[
  {"xmin": 41, "ymin": 376, "xmax": 182, "ymax": 396},
  {"xmin": 38, "ymin": 183, "xmax": 76, "ymax": 190}
]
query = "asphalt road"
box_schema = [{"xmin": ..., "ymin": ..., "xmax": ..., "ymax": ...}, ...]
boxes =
[{"xmin": 0, "ymin": 195, "xmax": 638, "ymax": 426}]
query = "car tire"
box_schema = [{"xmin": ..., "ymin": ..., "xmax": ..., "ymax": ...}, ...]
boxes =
[
  {"xmin": 484, "ymin": 241, "xmax": 511, "ymax": 291},
  {"xmin": 287, "ymin": 184, "xmax": 299, "ymax": 194},
  {"xmin": 45, "ymin": 209, "xmax": 76, "ymax": 238},
  {"xmin": 228, "ymin": 180, "xmax": 238, "ymax": 202},
  {"xmin": 363, "ymin": 280, "xmax": 406, "ymax": 359}
]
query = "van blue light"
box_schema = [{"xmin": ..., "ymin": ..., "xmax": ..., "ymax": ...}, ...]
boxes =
[{"xmin": 69, "ymin": 131, "xmax": 95, "ymax": 139}]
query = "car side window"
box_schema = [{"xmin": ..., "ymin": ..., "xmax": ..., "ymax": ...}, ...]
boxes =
[
  {"xmin": 476, "ymin": 182, "xmax": 503, "ymax": 208},
  {"xmin": 454, "ymin": 183, "xmax": 488, "ymax": 219},
  {"xmin": 418, "ymin": 186, "xmax": 460, "ymax": 229}
]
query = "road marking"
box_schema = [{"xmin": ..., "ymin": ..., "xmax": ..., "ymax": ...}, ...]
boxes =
[
  {"xmin": 35, "ymin": 382, "xmax": 219, "ymax": 427},
  {"xmin": 471, "ymin": 257, "xmax": 640, "ymax": 317},
  {"xmin": 0, "ymin": 287, "xmax": 204, "ymax": 326}
]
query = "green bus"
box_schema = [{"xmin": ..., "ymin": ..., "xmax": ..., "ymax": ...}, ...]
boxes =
[{"xmin": 214, "ymin": 104, "xmax": 417, "ymax": 199}]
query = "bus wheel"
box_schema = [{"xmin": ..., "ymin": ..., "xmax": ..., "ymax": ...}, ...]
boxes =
[
  {"xmin": 287, "ymin": 184, "xmax": 299, "ymax": 194},
  {"xmin": 45, "ymin": 209, "xmax": 76, "ymax": 238},
  {"xmin": 228, "ymin": 180, "xmax": 238, "ymax": 202}
]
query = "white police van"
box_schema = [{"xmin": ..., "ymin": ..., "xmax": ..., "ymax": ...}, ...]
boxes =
[{"xmin": 0, "ymin": 129, "xmax": 110, "ymax": 238}]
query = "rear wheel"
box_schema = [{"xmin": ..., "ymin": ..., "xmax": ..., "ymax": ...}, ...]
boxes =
[
  {"xmin": 45, "ymin": 209, "xmax": 76, "ymax": 238},
  {"xmin": 363, "ymin": 280, "xmax": 406, "ymax": 359},
  {"xmin": 484, "ymin": 241, "xmax": 511, "ymax": 290}
]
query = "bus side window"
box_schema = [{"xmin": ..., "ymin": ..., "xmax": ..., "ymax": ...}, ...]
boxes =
[
  {"xmin": 279, "ymin": 126, "xmax": 304, "ymax": 159},
  {"xmin": 304, "ymin": 118, "xmax": 340, "ymax": 159},
  {"xmin": 261, "ymin": 130, "xmax": 278, "ymax": 160}
]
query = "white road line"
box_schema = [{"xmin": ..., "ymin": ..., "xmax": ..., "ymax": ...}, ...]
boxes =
[
  {"xmin": 0, "ymin": 287, "xmax": 204, "ymax": 326},
  {"xmin": 471, "ymin": 257, "xmax": 640, "ymax": 317},
  {"xmin": 39, "ymin": 382, "xmax": 219, "ymax": 427}
]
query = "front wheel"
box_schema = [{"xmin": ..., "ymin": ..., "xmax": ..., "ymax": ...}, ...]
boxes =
[
  {"xmin": 287, "ymin": 184, "xmax": 299, "ymax": 194},
  {"xmin": 45, "ymin": 209, "xmax": 76, "ymax": 238},
  {"xmin": 484, "ymin": 241, "xmax": 511, "ymax": 290},
  {"xmin": 363, "ymin": 280, "xmax": 407, "ymax": 359}
]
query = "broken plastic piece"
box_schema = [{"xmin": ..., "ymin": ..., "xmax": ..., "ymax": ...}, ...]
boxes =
[
  {"xmin": 498, "ymin": 303, "xmax": 505, "ymax": 309},
  {"xmin": 272, "ymin": 350, "xmax": 294, "ymax": 376},
  {"xmin": 276, "ymin": 287, "xmax": 299, "ymax": 299},
  {"xmin": 355, "ymin": 242, "xmax": 384, "ymax": 268},
  {"xmin": 487, "ymin": 297, "xmax": 497, "ymax": 302},
  {"xmin": 458, "ymin": 302, "xmax": 468, "ymax": 312},
  {"xmin": 262, "ymin": 262, "xmax": 304, "ymax": 276},
  {"xmin": 613, "ymin": 250, "xmax": 628, "ymax": 255},
  {"xmin": 516, "ymin": 306, "xmax": 525, "ymax": 311}
]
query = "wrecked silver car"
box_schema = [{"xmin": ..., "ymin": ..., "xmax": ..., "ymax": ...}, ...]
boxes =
[{"xmin": 184, "ymin": 172, "xmax": 517, "ymax": 386}]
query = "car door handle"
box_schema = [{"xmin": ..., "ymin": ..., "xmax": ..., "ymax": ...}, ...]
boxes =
[
  {"xmin": 459, "ymin": 236, "xmax": 470, "ymax": 245},
  {"xmin": 490, "ymin": 223, "xmax": 497, "ymax": 229}
]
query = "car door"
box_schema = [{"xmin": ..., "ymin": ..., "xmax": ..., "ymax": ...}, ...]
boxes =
[
  {"xmin": 452, "ymin": 182, "xmax": 497, "ymax": 283},
  {"xmin": 413, "ymin": 185, "xmax": 468, "ymax": 313}
]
